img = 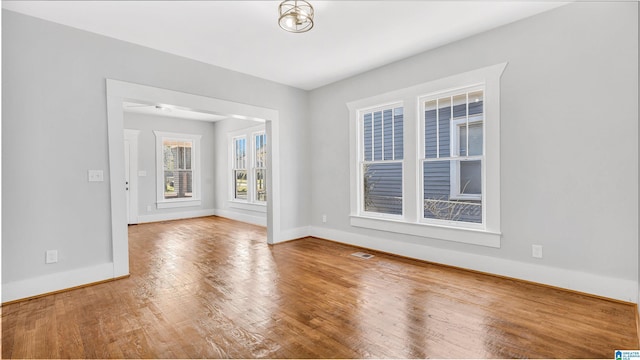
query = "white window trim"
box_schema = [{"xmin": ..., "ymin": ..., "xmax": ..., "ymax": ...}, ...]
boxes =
[
  {"xmin": 347, "ymin": 62, "xmax": 506, "ymax": 248},
  {"xmin": 228, "ymin": 125, "xmax": 267, "ymax": 206},
  {"xmin": 154, "ymin": 131, "xmax": 202, "ymax": 209}
]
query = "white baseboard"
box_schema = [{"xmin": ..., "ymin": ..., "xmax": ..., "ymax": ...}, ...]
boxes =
[
  {"xmin": 309, "ymin": 226, "xmax": 638, "ymax": 303},
  {"xmin": 2, "ymin": 262, "xmax": 115, "ymax": 303},
  {"xmin": 276, "ymin": 226, "xmax": 311, "ymax": 243},
  {"xmin": 213, "ymin": 209, "xmax": 267, "ymax": 227},
  {"xmin": 137, "ymin": 209, "xmax": 216, "ymax": 224}
]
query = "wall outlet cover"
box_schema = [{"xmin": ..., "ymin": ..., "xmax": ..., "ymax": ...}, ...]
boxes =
[
  {"xmin": 45, "ymin": 250, "xmax": 58, "ymax": 264},
  {"xmin": 532, "ymin": 245, "xmax": 543, "ymax": 259}
]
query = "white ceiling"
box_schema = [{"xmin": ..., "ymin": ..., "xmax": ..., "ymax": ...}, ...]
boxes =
[{"xmin": 2, "ymin": 1, "xmax": 567, "ymax": 90}]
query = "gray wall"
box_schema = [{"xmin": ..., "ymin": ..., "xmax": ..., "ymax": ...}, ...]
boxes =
[
  {"xmin": 2, "ymin": 2, "xmax": 638, "ymax": 302},
  {"xmin": 309, "ymin": 2, "xmax": 638, "ymax": 288},
  {"xmin": 2, "ymin": 10, "xmax": 310, "ymax": 285},
  {"xmin": 123, "ymin": 113, "xmax": 216, "ymax": 218}
]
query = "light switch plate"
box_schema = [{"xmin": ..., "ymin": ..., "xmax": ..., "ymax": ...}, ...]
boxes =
[
  {"xmin": 88, "ymin": 170, "xmax": 104, "ymax": 182},
  {"xmin": 46, "ymin": 250, "xmax": 58, "ymax": 264}
]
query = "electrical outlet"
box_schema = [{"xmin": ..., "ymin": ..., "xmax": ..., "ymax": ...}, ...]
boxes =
[
  {"xmin": 532, "ymin": 245, "xmax": 543, "ymax": 259},
  {"xmin": 322, "ymin": 214, "xmax": 327, "ymax": 223},
  {"xmin": 45, "ymin": 250, "xmax": 58, "ymax": 264}
]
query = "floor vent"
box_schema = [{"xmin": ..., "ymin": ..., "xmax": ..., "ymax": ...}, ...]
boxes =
[{"xmin": 351, "ymin": 252, "xmax": 375, "ymax": 260}]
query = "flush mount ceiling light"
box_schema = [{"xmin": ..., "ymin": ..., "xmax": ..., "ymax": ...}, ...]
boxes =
[{"xmin": 278, "ymin": 0, "xmax": 314, "ymax": 33}]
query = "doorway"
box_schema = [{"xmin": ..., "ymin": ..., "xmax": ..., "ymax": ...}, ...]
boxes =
[{"xmin": 106, "ymin": 79, "xmax": 281, "ymax": 278}]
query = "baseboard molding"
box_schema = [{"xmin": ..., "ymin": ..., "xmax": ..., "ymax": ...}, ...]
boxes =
[
  {"xmin": 309, "ymin": 226, "xmax": 638, "ymax": 303},
  {"xmin": 2, "ymin": 262, "xmax": 116, "ymax": 303},
  {"xmin": 137, "ymin": 209, "xmax": 216, "ymax": 224},
  {"xmin": 213, "ymin": 209, "xmax": 267, "ymax": 227},
  {"xmin": 277, "ymin": 226, "xmax": 311, "ymax": 243}
]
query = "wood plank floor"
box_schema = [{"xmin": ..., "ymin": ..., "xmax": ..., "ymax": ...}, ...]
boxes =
[{"xmin": 2, "ymin": 216, "xmax": 638, "ymax": 358}]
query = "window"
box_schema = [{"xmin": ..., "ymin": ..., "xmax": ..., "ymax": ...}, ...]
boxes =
[
  {"xmin": 229, "ymin": 126, "xmax": 267, "ymax": 205},
  {"xmin": 348, "ymin": 63, "xmax": 505, "ymax": 248},
  {"xmin": 254, "ymin": 132, "xmax": 267, "ymax": 202},
  {"xmin": 422, "ymin": 87, "xmax": 484, "ymax": 225},
  {"xmin": 232, "ymin": 136, "xmax": 248, "ymax": 200},
  {"xmin": 154, "ymin": 131, "xmax": 201, "ymax": 208},
  {"xmin": 360, "ymin": 105, "xmax": 403, "ymax": 216}
]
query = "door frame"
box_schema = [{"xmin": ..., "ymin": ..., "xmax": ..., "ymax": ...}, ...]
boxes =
[
  {"xmin": 124, "ymin": 129, "xmax": 140, "ymax": 224},
  {"xmin": 106, "ymin": 79, "xmax": 281, "ymax": 278}
]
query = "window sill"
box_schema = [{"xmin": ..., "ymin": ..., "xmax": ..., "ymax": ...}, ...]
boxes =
[
  {"xmin": 229, "ymin": 200, "xmax": 267, "ymax": 213},
  {"xmin": 157, "ymin": 199, "xmax": 201, "ymax": 209},
  {"xmin": 350, "ymin": 215, "xmax": 501, "ymax": 248}
]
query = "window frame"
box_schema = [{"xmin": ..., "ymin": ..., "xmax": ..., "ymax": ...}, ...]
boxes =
[
  {"xmin": 347, "ymin": 63, "xmax": 506, "ymax": 248},
  {"xmin": 449, "ymin": 115, "xmax": 483, "ymax": 201},
  {"xmin": 357, "ymin": 103, "xmax": 404, "ymax": 220},
  {"xmin": 419, "ymin": 86, "xmax": 485, "ymax": 230},
  {"xmin": 231, "ymin": 135, "xmax": 248, "ymax": 201},
  {"xmin": 228, "ymin": 125, "xmax": 267, "ymax": 209},
  {"xmin": 253, "ymin": 130, "xmax": 267, "ymax": 204},
  {"xmin": 153, "ymin": 131, "xmax": 202, "ymax": 209}
]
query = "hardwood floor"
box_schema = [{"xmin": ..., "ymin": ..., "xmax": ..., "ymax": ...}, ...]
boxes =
[{"xmin": 2, "ymin": 216, "xmax": 638, "ymax": 358}]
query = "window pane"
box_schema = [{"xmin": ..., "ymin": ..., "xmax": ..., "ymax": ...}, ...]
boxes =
[
  {"xmin": 460, "ymin": 160, "xmax": 481, "ymax": 194},
  {"xmin": 164, "ymin": 170, "xmax": 192, "ymax": 199},
  {"xmin": 363, "ymin": 162, "xmax": 402, "ymax": 215},
  {"xmin": 363, "ymin": 113, "xmax": 372, "ymax": 161},
  {"xmin": 163, "ymin": 144, "xmax": 175, "ymax": 171},
  {"xmin": 425, "ymin": 100, "xmax": 437, "ymax": 158},
  {"xmin": 468, "ymin": 122, "xmax": 483, "ymax": 156},
  {"xmin": 459, "ymin": 122, "xmax": 483, "ymax": 157},
  {"xmin": 393, "ymin": 107, "xmax": 403, "ymax": 160},
  {"xmin": 185, "ymin": 146, "xmax": 192, "ymax": 170},
  {"xmin": 452, "ymin": 93, "xmax": 468, "ymax": 118},
  {"xmin": 469, "ymin": 90, "xmax": 484, "ymax": 116},
  {"xmin": 162, "ymin": 139, "xmax": 194, "ymax": 200},
  {"xmin": 383, "ymin": 109, "xmax": 393, "ymax": 160},
  {"xmin": 178, "ymin": 146, "xmax": 185, "ymax": 169},
  {"xmin": 373, "ymin": 111, "xmax": 382, "ymax": 161},
  {"xmin": 234, "ymin": 170, "xmax": 247, "ymax": 200},
  {"xmin": 255, "ymin": 133, "xmax": 266, "ymax": 168},
  {"xmin": 437, "ymin": 97, "xmax": 451, "ymax": 158},
  {"xmin": 255, "ymin": 168, "xmax": 267, "ymax": 202},
  {"xmin": 234, "ymin": 138, "xmax": 246, "ymax": 169},
  {"xmin": 424, "ymin": 161, "xmax": 481, "ymax": 223}
]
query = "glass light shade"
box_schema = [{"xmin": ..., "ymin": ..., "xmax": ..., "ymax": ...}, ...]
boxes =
[{"xmin": 278, "ymin": 0, "xmax": 314, "ymax": 33}]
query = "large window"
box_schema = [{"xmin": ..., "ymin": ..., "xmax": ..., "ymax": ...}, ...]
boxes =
[
  {"xmin": 348, "ymin": 63, "xmax": 505, "ymax": 247},
  {"xmin": 230, "ymin": 126, "xmax": 267, "ymax": 205},
  {"xmin": 232, "ymin": 136, "xmax": 248, "ymax": 200},
  {"xmin": 360, "ymin": 105, "xmax": 403, "ymax": 216},
  {"xmin": 422, "ymin": 87, "xmax": 484, "ymax": 225},
  {"xmin": 154, "ymin": 131, "xmax": 201, "ymax": 208},
  {"xmin": 254, "ymin": 132, "xmax": 267, "ymax": 202}
]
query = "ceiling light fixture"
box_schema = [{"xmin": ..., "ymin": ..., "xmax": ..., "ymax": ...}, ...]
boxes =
[{"xmin": 278, "ymin": 0, "xmax": 314, "ymax": 33}]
